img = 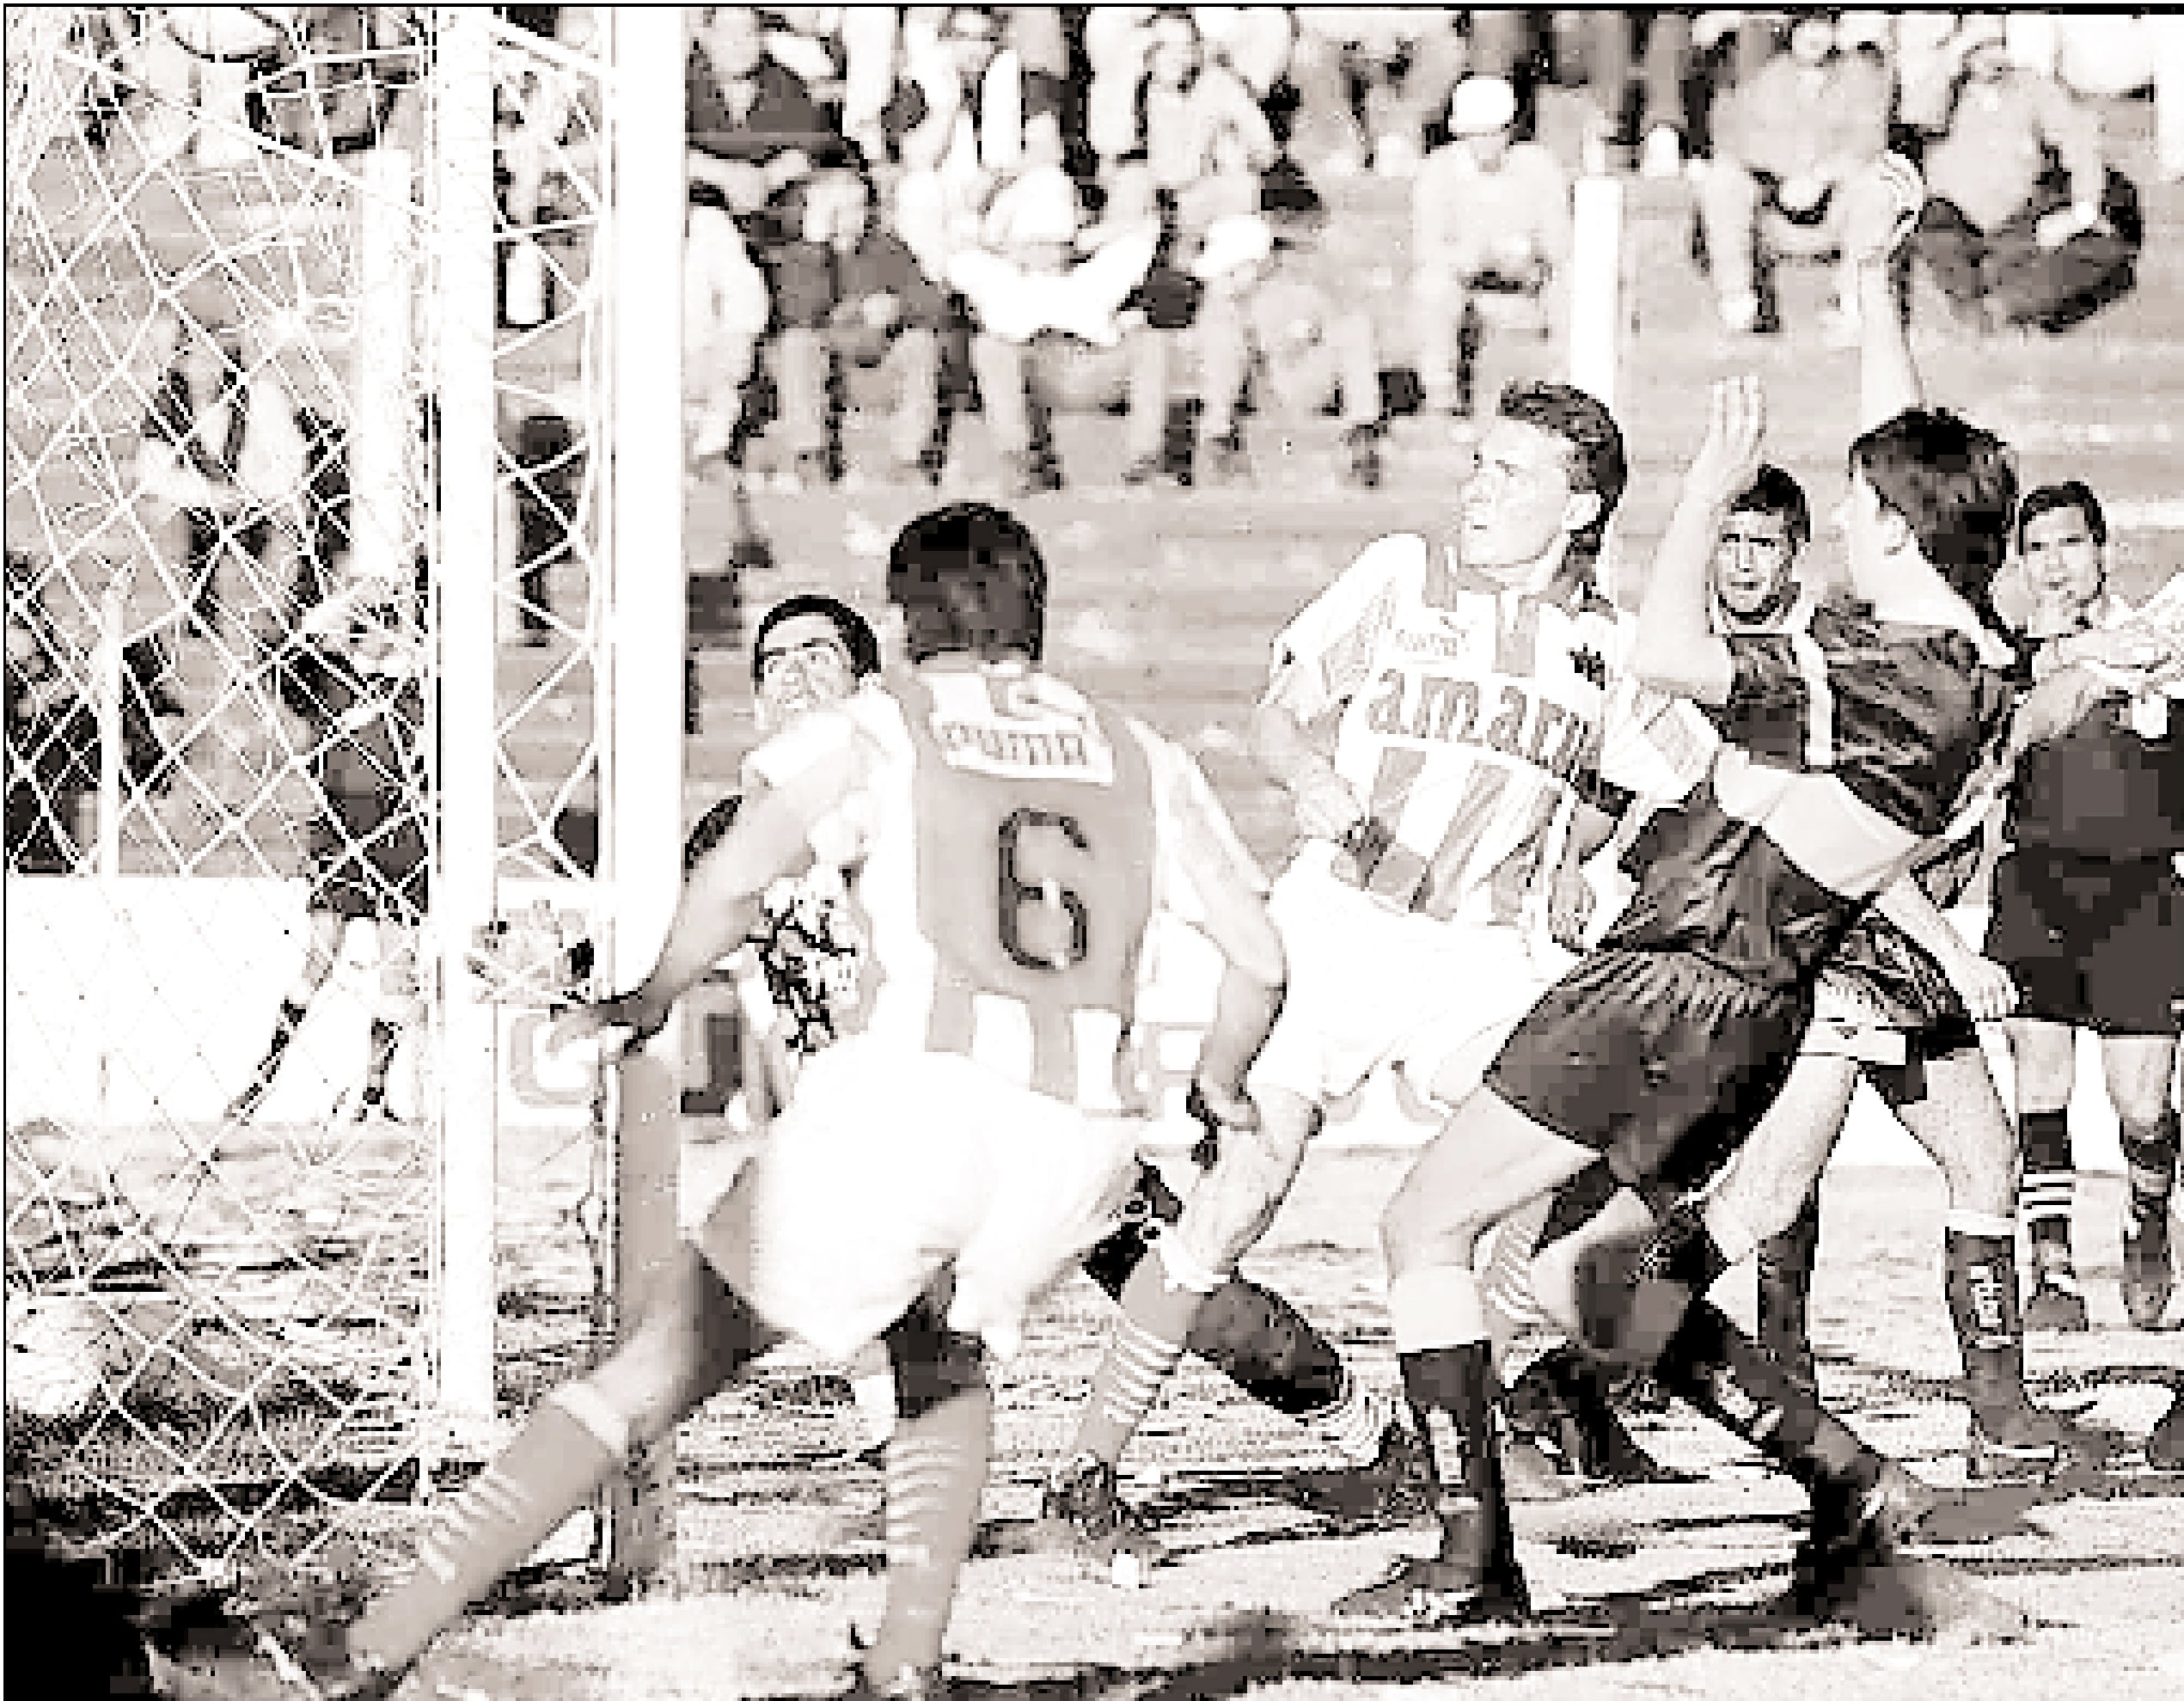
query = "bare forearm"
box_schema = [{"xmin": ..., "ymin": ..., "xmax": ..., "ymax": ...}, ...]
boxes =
[
  {"xmin": 1855, "ymin": 259, "xmax": 1921, "ymax": 428},
  {"xmin": 1872, "ymin": 871, "xmax": 1968, "ymax": 968}
]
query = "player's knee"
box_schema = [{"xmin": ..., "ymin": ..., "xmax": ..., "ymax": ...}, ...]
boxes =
[
  {"xmin": 1171, "ymin": 1123, "xmax": 1306, "ymax": 1279},
  {"xmin": 585, "ymin": 1311, "xmax": 707, "ymax": 1447},
  {"xmin": 1379, "ymin": 1174, "xmax": 1486, "ymax": 1282}
]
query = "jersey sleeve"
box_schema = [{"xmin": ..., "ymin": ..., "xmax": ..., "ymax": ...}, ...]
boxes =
[
  {"xmin": 1127, "ymin": 720, "xmax": 1269, "ymax": 939},
  {"xmin": 1590, "ymin": 676, "xmax": 1719, "ymax": 812},
  {"xmin": 740, "ymin": 703, "xmax": 877, "ymax": 866},
  {"xmin": 1260, "ymin": 534, "xmax": 1416, "ymax": 723}
]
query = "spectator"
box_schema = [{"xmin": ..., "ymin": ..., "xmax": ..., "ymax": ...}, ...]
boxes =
[
  {"xmin": 1911, "ymin": 25, "xmax": 2143, "ymax": 334},
  {"xmin": 1694, "ymin": 9, "xmax": 1890, "ymax": 336},
  {"xmin": 496, "ymin": 7, "xmax": 599, "ymax": 330},
  {"xmin": 684, "ymin": 189, "xmax": 774, "ymax": 469},
  {"xmin": 1546, "ymin": 10, "xmax": 1697, "ymax": 179},
  {"xmin": 955, "ymin": 156, "xmax": 1164, "ymax": 494},
  {"xmin": 1090, "ymin": 7, "xmax": 1276, "ymax": 199},
  {"xmin": 892, "ymin": 6, "xmax": 1066, "ymax": 286},
  {"xmin": 1190, "ymin": 171, "xmax": 1385, "ymax": 488},
  {"xmin": 685, "ymin": 5, "xmax": 850, "ymax": 480},
  {"xmin": 135, "ymin": 307, "xmax": 316, "ymax": 647},
  {"xmin": 1286, "ymin": 9, "xmax": 1465, "ymax": 180},
  {"xmin": 1411, "ymin": 76, "xmax": 1569, "ymax": 421},
  {"xmin": 768, "ymin": 161, "xmax": 959, "ymax": 486}
]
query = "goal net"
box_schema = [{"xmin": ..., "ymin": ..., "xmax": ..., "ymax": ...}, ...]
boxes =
[{"xmin": 4, "ymin": 6, "xmax": 666, "ymax": 1583}]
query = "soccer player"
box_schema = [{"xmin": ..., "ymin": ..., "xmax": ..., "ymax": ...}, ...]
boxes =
[
  {"xmin": 193, "ymin": 504, "xmax": 1288, "ymax": 1700},
  {"xmin": 1043, "ymin": 374, "xmax": 1693, "ymax": 1552},
  {"xmin": 223, "ymin": 572, "xmax": 430, "ymax": 1129},
  {"xmin": 1630, "ymin": 462, "xmax": 2093, "ymax": 1482},
  {"xmin": 713, "ymin": 593, "xmax": 1369, "ymax": 1476},
  {"xmin": 1348, "ymin": 156, "xmax": 2022, "ymax": 1629},
  {"xmin": 1983, "ymin": 480, "xmax": 2183, "ymax": 1331}
]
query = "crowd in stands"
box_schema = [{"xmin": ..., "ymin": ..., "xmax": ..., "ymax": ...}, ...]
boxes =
[{"xmin": 630, "ymin": 7, "xmax": 2170, "ymax": 500}]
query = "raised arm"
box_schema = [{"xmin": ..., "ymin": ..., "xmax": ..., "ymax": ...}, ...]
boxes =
[
  {"xmin": 1842, "ymin": 152, "xmax": 1930, "ymax": 429},
  {"xmin": 1633, "ymin": 376, "xmax": 1765, "ymax": 707}
]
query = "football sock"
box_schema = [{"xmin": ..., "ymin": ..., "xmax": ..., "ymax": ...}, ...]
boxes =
[
  {"xmin": 361, "ymin": 1018, "xmax": 399, "ymax": 1105},
  {"xmin": 1755, "ymin": 1187, "xmax": 1822, "ymax": 1392},
  {"xmin": 1655, "ymin": 1300, "xmax": 1878, "ymax": 1501},
  {"xmin": 1388, "ymin": 1267, "xmax": 1511, "ymax": 1571},
  {"xmin": 1304, "ymin": 1368, "xmax": 1395, "ymax": 1465},
  {"xmin": 1942, "ymin": 1214, "xmax": 2025, "ymax": 1430},
  {"xmin": 1073, "ymin": 1240, "xmax": 1211, "ymax": 1467},
  {"xmin": 2123, "ymin": 1110, "xmax": 2180, "ymax": 1230},
  {"xmin": 347, "ymin": 1386, "xmax": 627, "ymax": 1674},
  {"xmin": 1077, "ymin": 1163, "xmax": 1348, "ymax": 1421},
  {"xmin": 2018, "ymin": 1110, "xmax": 2076, "ymax": 1282},
  {"xmin": 867, "ymin": 1313, "xmax": 990, "ymax": 1682}
]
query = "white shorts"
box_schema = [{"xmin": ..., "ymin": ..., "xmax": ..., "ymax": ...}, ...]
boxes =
[
  {"xmin": 697, "ymin": 1034, "xmax": 1142, "ymax": 1362},
  {"xmin": 1247, "ymin": 847, "xmax": 1574, "ymax": 1109}
]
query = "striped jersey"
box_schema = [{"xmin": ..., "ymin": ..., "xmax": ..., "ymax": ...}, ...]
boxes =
[
  {"xmin": 1611, "ymin": 604, "xmax": 2015, "ymax": 989},
  {"xmin": 1265, "ymin": 533, "xmax": 1647, "ymax": 928},
  {"xmin": 742, "ymin": 658, "xmax": 1266, "ymax": 1107}
]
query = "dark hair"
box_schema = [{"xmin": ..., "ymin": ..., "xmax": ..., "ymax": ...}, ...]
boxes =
[
  {"xmin": 1728, "ymin": 463, "xmax": 1811, "ymax": 554},
  {"xmin": 683, "ymin": 792, "xmax": 741, "ymax": 871},
  {"xmin": 1496, "ymin": 381, "xmax": 1628, "ymax": 563},
  {"xmin": 1848, "ymin": 408, "xmax": 2017, "ymax": 626},
  {"xmin": 885, "ymin": 502, "xmax": 1048, "ymax": 664},
  {"xmin": 751, "ymin": 593, "xmax": 883, "ymax": 687},
  {"xmin": 2016, "ymin": 479, "xmax": 2106, "ymax": 552}
]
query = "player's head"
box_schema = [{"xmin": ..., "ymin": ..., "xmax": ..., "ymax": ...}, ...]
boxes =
[
  {"xmin": 752, "ymin": 594, "xmax": 880, "ymax": 731},
  {"xmin": 1785, "ymin": 8, "xmax": 1840, "ymax": 66},
  {"xmin": 1712, "ymin": 464, "xmax": 1809, "ymax": 625},
  {"xmin": 1840, "ymin": 408, "xmax": 2016, "ymax": 627},
  {"xmin": 2015, "ymin": 480, "xmax": 2108, "ymax": 615},
  {"xmin": 885, "ymin": 502, "xmax": 1048, "ymax": 664},
  {"xmin": 1459, "ymin": 382, "xmax": 1628, "ymax": 586}
]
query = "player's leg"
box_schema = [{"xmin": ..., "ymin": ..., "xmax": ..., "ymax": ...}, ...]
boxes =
[
  {"xmin": 866, "ymin": 1294, "xmax": 992, "ymax": 1693},
  {"xmin": 224, "ymin": 904, "xmax": 346, "ymax": 1124},
  {"xmin": 2004, "ymin": 1014, "xmax": 2086, "ymax": 1328},
  {"xmin": 356, "ymin": 919, "xmax": 419, "ymax": 1120},
  {"xmin": 1880, "ymin": 1037, "xmax": 2095, "ymax": 1475},
  {"xmin": 1334, "ymin": 1086, "xmax": 1604, "ymax": 1621},
  {"xmin": 340, "ymin": 1206, "xmax": 781, "ymax": 1687},
  {"xmin": 1058, "ymin": 1075, "xmax": 1320, "ymax": 1502},
  {"xmin": 2108, "ymin": 1030, "xmax": 2181, "ymax": 1329},
  {"xmin": 1756, "ymin": 1187, "xmax": 1822, "ymax": 1395}
]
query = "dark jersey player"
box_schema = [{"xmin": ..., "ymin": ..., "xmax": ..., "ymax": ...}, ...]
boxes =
[
  {"xmin": 1340, "ymin": 155, "xmax": 2024, "ymax": 1633},
  {"xmin": 224, "ymin": 578, "xmax": 430, "ymax": 1129},
  {"xmin": 1983, "ymin": 480, "xmax": 2184, "ymax": 1332}
]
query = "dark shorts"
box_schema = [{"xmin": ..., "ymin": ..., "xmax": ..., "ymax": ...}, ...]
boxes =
[
  {"xmin": 1486, "ymin": 946, "xmax": 1810, "ymax": 1196},
  {"xmin": 1985, "ymin": 849, "xmax": 2184, "ymax": 1035},
  {"xmin": 308, "ymin": 792, "xmax": 429, "ymax": 924}
]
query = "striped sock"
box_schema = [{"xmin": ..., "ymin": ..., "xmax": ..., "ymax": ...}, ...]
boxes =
[
  {"xmin": 1071, "ymin": 1243, "xmax": 1207, "ymax": 1467},
  {"xmin": 348, "ymin": 1386, "xmax": 625, "ymax": 1673},
  {"xmin": 866, "ymin": 1382, "xmax": 992, "ymax": 1681},
  {"xmin": 1306, "ymin": 1369, "xmax": 1396, "ymax": 1466}
]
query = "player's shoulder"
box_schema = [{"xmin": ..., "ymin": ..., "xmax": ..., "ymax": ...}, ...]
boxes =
[
  {"xmin": 744, "ymin": 683, "xmax": 903, "ymax": 791},
  {"xmin": 1343, "ymin": 531, "xmax": 1434, "ymax": 586}
]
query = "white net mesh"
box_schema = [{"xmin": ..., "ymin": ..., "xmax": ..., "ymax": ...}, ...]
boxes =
[{"xmin": 7, "ymin": 7, "xmax": 622, "ymax": 1582}]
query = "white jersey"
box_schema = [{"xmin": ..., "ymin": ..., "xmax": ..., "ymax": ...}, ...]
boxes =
[
  {"xmin": 1265, "ymin": 532, "xmax": 1639, "ymax": 928},
  {"xmin": 743, "ymin": 658, "xmax": 1265, "ymax": 1110}
]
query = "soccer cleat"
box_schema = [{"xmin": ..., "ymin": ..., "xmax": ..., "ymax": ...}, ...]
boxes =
[
  {"xmin": 1968, "ymin": 1401, "xmax": 2110, "ymax": 1483},
  {"xmin": 1789, "ymin": 1465, "xmax": 2025, "ymax": 1639},
  {"xmin": 1503, "ymin": 1351, "xmax": 1680, "ymax": 1489},
  {"xmin": 2022, "ymin": 1282, "xmax": 2090, "ymax": 1333},
  {"xmin": 1288, "ymin": 1418, "xmax": 1436, "ymax": 1529},
  {"xmin": 2122, "ymin": 1211, "xmax": 2174, "ymax": 1330},
  {"xmin": 1330, "ymin": 1553, "xmax": 1531, "ymax": 1626},
  {"xmin": 1033, "ymin": 1453, "xmax": 1159, "ymax": 1571}
]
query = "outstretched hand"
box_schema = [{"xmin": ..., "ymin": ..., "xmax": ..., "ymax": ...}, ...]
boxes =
[
  {"xmin": 1684, "ymin": 374, "xmax": 1765, "ymax": 511},
  {"xmin": 548, "ymin": 988, "xmax": 670, "ymax": 1066},
  {"xmin": 1841, "ymin": 151, "xmax": 1925, "ymax": 266}
]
